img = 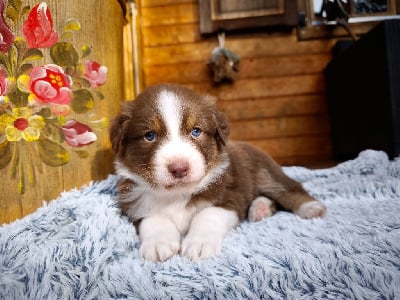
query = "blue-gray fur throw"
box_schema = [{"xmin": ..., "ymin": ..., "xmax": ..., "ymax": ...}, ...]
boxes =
[{"xmin": 1, "ymin": 150, "xmax": 399, "ymax": 299}]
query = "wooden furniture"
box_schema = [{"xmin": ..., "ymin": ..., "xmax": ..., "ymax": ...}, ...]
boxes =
[
  {"xmin": 326, "ymin": 19, "xmax": 400, "ymax": 160},
  {"xmin": 0, "ymin": 0, "xmax": 126, "ymax": 224}
]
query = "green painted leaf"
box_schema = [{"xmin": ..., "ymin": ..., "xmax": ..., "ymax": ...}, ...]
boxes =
[
  {"xmin": 7, "ymin": 89, "xmax": 29, "ymax": 107},
  {"xmin": 41, "ymin": 123, "xmax": 65, "ymax": 144},
  {"xmin": 18, "ymin": 63, "xmax": 33, "ymax": 75},
  {"xmin": 71, "ymin": 89, "xmax": 94, "ymax": 114},
  {"xmin": 8, "ymin": 45, "xmax": 17, "ymax": 74},
  {"xmin": 0, "ymin": 52, "xmax": 11, "ymax": 74},
  {"xmin": 25, "ymin": 151, "xmax": 35, "ymax": 185},
  {"xmin": 63, "ymin": 19, "xmax": 81, "ymax": 31},
  {"xmin": 92, "ymin": 90, "xmax": 105, "ymax": 101},
  {"xmin": 9, "ymin": 141, "xmax": 18, "ymax": 178},
  {"xmin": 81, "ymin": 45, "xmax": 91, "ymax": 58},
  {"xmin": 5, "ymin": 6, "xmax": 18, "ymax": 24},
  {"xmin": 73, "ymin": 150, "xmax": 89, "ymax": 158},
  {"xmin": 60, "ymin": 31, "xmax": 73, "ymax": 41},
  {"xmin": 38, "ymin": 138, "xmax": 70, "ymax": 166},
  {"xmin": 0, "ymin": 140, "xmax": 11, "ymax": 170},
  {"xmin": 22, "ymin": 48, "xmax": 43, "ymax": 63},
  {"xmin": 89, "ymin": 117, "xmax": 109, "ymax": 129},
  {"xmin": 50, "ymin": 42, "xmax": 79, "ymax": 66},
  {"xmin": 14, "ymin": 38, "xmax": 26, "ymax": 53},
  {"xmin": 21, "ymin": 5, "xmax": 30, "ymax": 18},
  {"xmin": 36, "ymin": 107, "xmax": 52, "ymax": 119},
  {"xmin": 72, "ymin": 77, "xmax": 91, "ymax": 89}
]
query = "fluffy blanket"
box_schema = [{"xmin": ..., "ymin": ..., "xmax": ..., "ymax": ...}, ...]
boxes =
[{"xmin": 0, "ymin": 150, "xmax": 399, "ymax": 299}]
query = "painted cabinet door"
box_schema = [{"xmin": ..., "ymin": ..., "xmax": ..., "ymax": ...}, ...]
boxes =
[{"xmin": 0, "ymin": 0, "xmax": 125, "ymax": 223}]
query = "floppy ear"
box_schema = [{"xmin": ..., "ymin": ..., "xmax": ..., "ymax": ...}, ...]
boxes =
[
  {"xmin": 202, "ymin": 94, "xmax": 229, "ymax": 146},
  {"xmin": 214, "ymin": 110, "xmax": 230, "ymax": 147},
  {"xmin": 109, "ymin": 107, "xmax": 131, "ymax": 155}
]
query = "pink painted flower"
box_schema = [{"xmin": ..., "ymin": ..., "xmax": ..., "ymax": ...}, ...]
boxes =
[
  {"xmin": 29, "ymin": 64, "xmax": 72, "ymax": 105},
  {"xmin": 61, "ymin": 120, "xmax": 97, "ymax": 147},
  {"xmin": 0, "ymin": 0, "xmax": 14, "ymax": 52},
  {"xmin": 84, "ymin": 61, "xmax": 107, "ymax": 88},
  {"xmin": 0, "ymin": 68, "xmax": 8, "ymax": 96},
  {"xmin": 22, "ymin": 2, "xmax": 58, "ymax": 48}
]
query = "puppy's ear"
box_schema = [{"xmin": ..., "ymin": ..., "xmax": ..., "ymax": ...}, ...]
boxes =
[
  {"xmin": 203, "ymin": 94, "xmax": 230, "ymax": 147},
  {"xmin": 109, "ymin": 105, "xmax": 131, "ymax": 155},
  {"xmin": 214, "ymin": 110, "xmax": 230, "ymax": 147}
]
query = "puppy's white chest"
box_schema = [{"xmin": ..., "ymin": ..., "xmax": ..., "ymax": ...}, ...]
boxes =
[
  {"xmin": 162, "ymin": 199, "xmax": 197, "ymax": 234},
  {"xmin": 151, "ymin": 191, "xmax": 205, "ymax": 234}
]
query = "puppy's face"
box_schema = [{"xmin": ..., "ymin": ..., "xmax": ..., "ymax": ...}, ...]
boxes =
[{"xmin": 110, "ymin": 84, "xmax": 229, "ymax": 190}]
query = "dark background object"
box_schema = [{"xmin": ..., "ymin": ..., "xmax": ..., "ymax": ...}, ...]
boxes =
[
  {"xmin": 325, "ymin": 19, "xmax": 400, "ymax": 160},
  {"xmin": 199, "ymin": 0, "xmax": 297, "ymax": 34}
]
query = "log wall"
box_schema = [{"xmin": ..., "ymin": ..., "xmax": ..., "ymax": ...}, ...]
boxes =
[{"xmin": 137, "ymin": 0, "xmax": 337, "ymax": 165}]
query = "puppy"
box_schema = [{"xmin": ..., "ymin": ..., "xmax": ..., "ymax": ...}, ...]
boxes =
[{"xmin": 110, "ymin": 84, "xmax": 326, "ymax": 262}]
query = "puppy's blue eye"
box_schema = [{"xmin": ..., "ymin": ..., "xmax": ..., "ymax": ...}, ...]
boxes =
[
  {"xmin": 144, "ymin": 131, "xmax": 157, "ymax": 142},
  {"xmin": 191, "ymin": 127, "xmax": 202, "ymax": 138}
]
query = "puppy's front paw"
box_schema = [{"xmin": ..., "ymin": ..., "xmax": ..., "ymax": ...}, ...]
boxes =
[
  {"xmin": 181, "ymin": 235, "xmax": 222, "ymax": 261},
  {"xmin": 139, "ymin": 237, "xmax": 180, "ymax": 262},
  {"xmin": 296, "ymin": 201, "xmax": 326, "ymax": 219}
]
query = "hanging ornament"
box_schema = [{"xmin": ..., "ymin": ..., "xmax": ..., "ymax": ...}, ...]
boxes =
[{"xmin": 207, "ymin": 32, "xmax": 240, "ymax": 83}]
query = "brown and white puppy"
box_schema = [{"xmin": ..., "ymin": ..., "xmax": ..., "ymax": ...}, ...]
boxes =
[{"xmin": 110, "ymin": 84, "xmax": 326, "ymax": 262}]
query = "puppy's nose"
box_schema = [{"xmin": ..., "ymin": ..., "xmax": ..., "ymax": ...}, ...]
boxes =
[{"xmin": 168, "ymin": 161, "xmax": 190, "ymax": 179}]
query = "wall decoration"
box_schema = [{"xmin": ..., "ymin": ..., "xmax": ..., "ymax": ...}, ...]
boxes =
[
  {"xmin": 0, "ymin": 1, "xmax": 108, "ymax": 193},
  {"xmin": 207, "ymin": 32, "xmax": 240, "ymax": 84}
]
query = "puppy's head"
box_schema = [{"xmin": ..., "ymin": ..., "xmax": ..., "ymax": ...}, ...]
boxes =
[{"xmin": 110, "ymin": 84, "xmax": 229, "ymax": 189}]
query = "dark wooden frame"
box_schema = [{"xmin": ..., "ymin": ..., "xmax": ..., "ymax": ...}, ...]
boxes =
[
  {"xmin": 297, "ymin": 0, "xmax": 400, "ymax": 40},
  {"xmin": 199, "ymin": 0, "xmax": 298, "ymax": 34}
]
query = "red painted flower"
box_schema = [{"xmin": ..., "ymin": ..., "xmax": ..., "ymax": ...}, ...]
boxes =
[
  {"xmin": 61, "ymin": 120, "xmax": 97, "ymax": 147},
  {"xmin": 0, "ymin": 68, "xmax": 8, "ymax": 96},
  {"xmin": 0, "ymin": 0, "xmax": 14, "ymax": 52},
  {"xmin": 22, "ymin": 2, "xmax": 58, "ymax": 48},
  {"xmin": 29, "ymin": 64, "xmax": 72, "ymax": 105},
  {"xmin": 84, "ymin": 61, "xmax": 107, "ymax": 88}
]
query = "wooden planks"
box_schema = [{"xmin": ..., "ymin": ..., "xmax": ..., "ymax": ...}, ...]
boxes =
[
  {"xmin": 144, "ymin": 53, "xmax": 331, "ymax": 84},
  {"xmin": 217, "ymin": 95, "xmax": 328, "ymax": 121},
  {"xmin": 137, "ymin": 0, "xmax": 335, "ymax": 166}
]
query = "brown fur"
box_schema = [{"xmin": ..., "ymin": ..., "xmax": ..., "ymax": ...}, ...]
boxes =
[{"xmin": 110, "ymin": 84, "xmax": 321, "ymax": 224}]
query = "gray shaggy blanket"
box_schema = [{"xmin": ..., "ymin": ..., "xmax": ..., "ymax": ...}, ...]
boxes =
[{"xmin": 0, "ymin": 150, "xmax": 399, "ymax": 299}]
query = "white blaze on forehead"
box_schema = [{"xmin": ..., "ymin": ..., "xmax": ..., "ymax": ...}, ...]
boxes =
[
  {"xmin": 154, "ymin": 89, "xmax": 206, "ymax": 187},
  {"xmin": 158, "ymin": 90, "xmax": 182, "ymax": 139}
]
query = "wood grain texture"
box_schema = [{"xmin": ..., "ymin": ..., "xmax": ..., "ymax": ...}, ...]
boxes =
[
  {"xmin": 0, "ymin": 0, "xmax": 125, "ymax": 225},
  {"xmin": 137, "ymin": 0, "xmax": 336, "ymax": 170},
  {"xmin": 229, "ymin": 114, "xmax": 330, "ymax": 140},
  {"xmin": 144, "ymin": 54, "xmax": 331, "ymax": 85},
  {"xmin": 142, "ymin": 34, "xmax": 337, "ymax": 65},
  {"xmin": 140, "ymin": 3, "xmax": 199, "ymax": 27},
  {"xmin": 217, "ymin": 95, "xmax": 328, "ymax": 121}
]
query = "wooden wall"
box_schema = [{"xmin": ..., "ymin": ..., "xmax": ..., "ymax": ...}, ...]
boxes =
[{"xmin": 137, "ymin": 0, "xmax": 338, "ymax": 165}]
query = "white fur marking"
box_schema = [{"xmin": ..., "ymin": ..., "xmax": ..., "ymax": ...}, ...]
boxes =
[
  {"xmin": 158, "ymin": 91, "xmax": 181, "ymax": 141},
  {"xmin": 248, "ymin": 196, "xmax": 274, "ymax": 222},
  {"xmin": 181, "ymin": 207, "xmax": 239, "ymax": 261},
  {"xmin": 114, "ymin": 160, "xmax": 150, "ymax": 188},
  {"xmin": 139, "ymin": 215, "xmax": 181, "ymax": 261},
  {"xmin": 154, "ymin": 90, "xmax": 206, "ymax": 187},
  {"xmin": 295, "ymin": 201, "xmax": 326, "ymax": 219}
]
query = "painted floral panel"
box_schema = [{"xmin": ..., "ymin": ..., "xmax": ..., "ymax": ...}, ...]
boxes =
[{"xmin": 0, "ymin": 1, "xmax": 108, "ymax": 193}]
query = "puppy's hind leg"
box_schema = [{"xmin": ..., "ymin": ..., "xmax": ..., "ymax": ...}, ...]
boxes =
[
  {"xmin": 248, "ymin": 196, "xmax": 277, "ymax": 222},
  {"xmin": 257, "ymin": 169, "xmax": 326, "ymax": 220},
  {"xmin": 295, "ymin": 199, "xmax": 326, "ymax": 219}
]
